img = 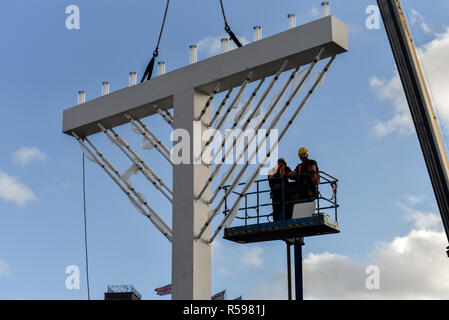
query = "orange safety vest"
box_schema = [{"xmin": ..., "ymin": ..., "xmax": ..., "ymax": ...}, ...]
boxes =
[
  {"xmin": 269, "ymin": 165, "xmax": 286, "ymax": 178},
  {"xmin": 295, "ymin": 161, "xmax": 320, "ymax": 185}
]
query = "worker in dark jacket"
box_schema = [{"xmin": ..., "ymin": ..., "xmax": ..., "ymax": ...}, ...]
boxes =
[
  {"xmin": 288, "ymin": 147, "xmax": 319, "ymax": 201},
  {"xmin": 268, "ymin": 158, "xmax": 294, "ymax": 221}
]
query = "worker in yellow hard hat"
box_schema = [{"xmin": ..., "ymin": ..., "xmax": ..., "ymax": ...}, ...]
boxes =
[
  {"xmin": 288, "ymin": 147, "xmax": 319, "ymax": 201},
  {"xmin": 268, "ymin": 158, "xmax": 294, "ymax": 221}
]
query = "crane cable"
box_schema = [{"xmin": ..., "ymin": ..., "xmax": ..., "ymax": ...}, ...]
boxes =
[
  {"xmin": 141, "ymin": 0, "xmax": 171, "ymax": 83},
  {"xmin": 82, "ymin": 153, "xmax": 91, "ymax": 300},
  {"xmin": 141, "ymin": 0, "xmax": 242, "ymax": 83},
  {"xmin": 219, "ymin": 0, "xmax": 243, "ymax": 48}
]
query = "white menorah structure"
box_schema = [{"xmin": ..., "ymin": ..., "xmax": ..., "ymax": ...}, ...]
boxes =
[{"xmin": 62, "ymin": 15, "xmax": 348, "ymax": 300}]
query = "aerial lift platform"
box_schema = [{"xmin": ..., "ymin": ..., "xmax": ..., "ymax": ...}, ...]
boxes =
[{"xmin": 223, "ymin": 171, "xmax": 339, "ymax": 244}]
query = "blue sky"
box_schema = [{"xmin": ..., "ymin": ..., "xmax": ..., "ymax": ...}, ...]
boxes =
[{"xmin": 1, "ymin": 0, "xmax": 449, "ymax": 300}]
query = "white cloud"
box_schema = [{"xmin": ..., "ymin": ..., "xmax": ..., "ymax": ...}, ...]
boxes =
[
  {"xmin": 0, "ymin": 260, "xmax": 11, "ymax": 277},
  {"xmin": 212, "ymin": 240, "xmax": 265, "ymax": 278},
  {"xmin": 242, "ymin": 247, "xmax": 264, "ymax": 268},
  {"xmin": 347, "ymin": 24, "xmax": 363, "ymax": 36},
  {"xmin": 217, "ymin": 266, "xmax": 231, "ymax": 276},
  {"xmin": 404, "ymin": 193, "xmax": 423, "ymax": 206},
  {"xmin": 370, "ymin": 28, "xmax": 449, "ymax": 137},
  {"xmin": 410, "ymin": 10, "xmax": 432, "ymax": 34},
  {"xmin": 197, "ymin": 35, "xmax": 250, "ymax": 57},
  {"xmin": 250, "ymin": 271, "xmax": 290, "ymax": 300},
  {"xmin": 310, "ymin": 7, "xmax": 319, "ymax": 17},
  {"xmin": 197, "ymin": 36, "xmax": 222, "ymax": 56},
  {"xmin": 405, "ymin": 212, "xmax": 442, "ymax": 230},
  {"xmin": 12, "ymin": 147, "xmax": 48, "ymax": 166},
  {"xmin": 0, "ymin": 170, "xmax": 37, "ymax": 206},
  {"xmin": 248, "ymin": 198, "xmax": 449, "ymax": 299},
  {"xmin": 369, "ymin": 73, "xmax": 414, "ymax": 137},
  {"xmin": 303, "ymin": 227, "xmax": 449, "ymax": 299},
  {"xmin": 212, "ymin": 239, "xmax": 232, "ymax": 277},
  {"xmin": 397, "ymin": 195, "xmax": 442, "ymax": 230}
]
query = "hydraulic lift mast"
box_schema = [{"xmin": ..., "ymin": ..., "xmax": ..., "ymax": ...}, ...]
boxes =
[{"xmin": 377, "ymin": 0, "xmax": 449, "ymax": 256}]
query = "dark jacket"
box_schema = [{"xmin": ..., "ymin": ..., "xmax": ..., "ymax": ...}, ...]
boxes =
[{"xmin": 268, "ymin": 164, "xmax": 292, "ymax": 190}]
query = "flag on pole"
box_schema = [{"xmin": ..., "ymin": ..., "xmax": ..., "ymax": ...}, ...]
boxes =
[
  {"xmin": 211, "ymin": 289, "xmax": 226, "ymax": 300},
  {"xmin": 234, "ymin": 295, "xmax": 243, "ymax": 300},
  {"xmin": 155, "ymin": 284, "xmax": 172, "ymax": 296}
]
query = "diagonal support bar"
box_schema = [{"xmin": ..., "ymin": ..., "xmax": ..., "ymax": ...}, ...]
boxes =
[
  {"xmin": 107, "ymin": 127, "xmax": 172, "ymax": 196},
  {"xmin": 208, "ymin": 60, "xmax": 289, "ymax": 165},
  {"xmin": 202, "ymin": 77, "xmax": 266, "ymax": 165},
  {"xmin": 209, "ymin": 48, "xmax": 324, "ymax": 203},
  {"xmin": 203, "ymin": 72, "xmax": 254, "ymax": 129},
  {"xmin": 196, "ymin": 50, "xmax": 329, "ymax": 241},
  {"xmin": 126, "ymin": 114, "xmax": 173, "ymax": 165},
  {"xmin": 203, "ymin": 88, "xmax": 233, "ymax": 127},
  {"xmin": 163, "ymin": 108, "xmax": 174, "ymax": 122},
  {"xmin": 209, "ymin": 55, "xmax": 336, "ymax": 243},
  {"xmin": 195, "ymin": 68, "xmax": 300, "ymax": 237},
  {"xmin": 195, "ymin": 60, "xmax": 291, "ymax": 200},
  {"xmin": 153, "ymin": 105, "xmax": 174, "ymax": 128},
  {"xmin": 82, "ymin": 135, "xmax": 173, "ymax": 236},
  {"xmin": 72, "ymin": 132, "xmax": 173, "ymax": 242},
  {"xmin": 196, "ymin": 84, "xmax": 221, "ymax": 122},
  {"xmin": 196, "ymin": 66, "xmax": 299, "ymax": 203},
  {"xmin": 98, "ymin": 124, "xmax": 173, "ymax": 202}
]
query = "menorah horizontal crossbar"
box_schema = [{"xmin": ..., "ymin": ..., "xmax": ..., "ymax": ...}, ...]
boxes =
[{"xmin": 62, "ymin": 16, "xmax": 347, "ymax": 137}]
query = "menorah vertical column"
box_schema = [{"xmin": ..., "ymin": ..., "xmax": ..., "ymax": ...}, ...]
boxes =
[{"xmin": 172, "ymin": 88, "xmax": 212, "ymax": 300}]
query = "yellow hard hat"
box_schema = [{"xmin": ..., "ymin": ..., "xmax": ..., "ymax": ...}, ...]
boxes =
[{"xmin": 298, "ymin": 147, "xmax": 308, "ymax": 157}]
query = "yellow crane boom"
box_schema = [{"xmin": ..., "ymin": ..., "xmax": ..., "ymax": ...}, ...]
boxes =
[{"xmin": 377, "ymin": 0, "xmax": 449, "ymax": 256}]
